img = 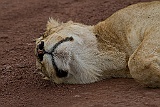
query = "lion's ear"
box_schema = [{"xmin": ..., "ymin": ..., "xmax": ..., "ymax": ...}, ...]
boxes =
[
  {"xmin": 43, "ymin": 18, "xmax": 61, "ymax": 37},
  {"xmin": 46, "ymin": 17, "xmax": 61, "ymax": 30}
]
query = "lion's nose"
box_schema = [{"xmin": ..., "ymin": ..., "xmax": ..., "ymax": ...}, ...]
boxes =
[
  {"xmin": 38, "ymin": 41, "xmax": 44, "ymax": 50},
  {"xmin": 37, "ymin": 41, "xmax": 45, "ymax": 61}
]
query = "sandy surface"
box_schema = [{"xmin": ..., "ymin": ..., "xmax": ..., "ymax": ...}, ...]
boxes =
[{"xmin": 1, "ymin": 0, "xmax": 160, "ymax": 107}]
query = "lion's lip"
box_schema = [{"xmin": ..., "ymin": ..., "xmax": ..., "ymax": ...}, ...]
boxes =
[
  {"xmin": 37, "ymin": 49, "xmax": 45, "ymax": 55},
  {"xmin": 36, "ymin": 47, "xmax": 45, "ymax": 61}
]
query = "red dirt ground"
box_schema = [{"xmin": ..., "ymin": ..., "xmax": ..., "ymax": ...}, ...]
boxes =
[{"xmin": 1, "ymin": 0, "xmax": 160, "ymax": 107}]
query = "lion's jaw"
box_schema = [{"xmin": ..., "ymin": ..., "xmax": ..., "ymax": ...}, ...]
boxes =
[{"xmin": 36, "ymin": 22, "xmax": 103, "ymax": 84}]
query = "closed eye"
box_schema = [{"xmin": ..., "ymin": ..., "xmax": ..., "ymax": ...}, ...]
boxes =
[{"xmin": 56, "ymin": 69, "xmax": 68, "ymax": 78}]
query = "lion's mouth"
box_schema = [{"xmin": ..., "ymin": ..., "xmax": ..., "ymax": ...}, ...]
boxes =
[{"xmin": 36, "ymin": 37, "xmax": 73, "ymax": 78}]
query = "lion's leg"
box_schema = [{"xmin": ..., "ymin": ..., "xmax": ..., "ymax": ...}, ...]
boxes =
[{"xmin": 128, "ymin": 32, "xmax": 160, "ymax": 87}]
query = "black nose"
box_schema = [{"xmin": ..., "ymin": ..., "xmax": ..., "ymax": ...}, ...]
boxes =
[
  {"xmin": 38, "ymin": 41, "xmax": 44, "ymax": 50},
  {"xmin": 37, "ymin": 41, "xmax": 45, "ymax": 61}
]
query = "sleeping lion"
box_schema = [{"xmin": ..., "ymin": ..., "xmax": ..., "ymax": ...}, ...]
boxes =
[{"xmin": 35, "ymin": 1, "xmax": 160, "ymax": 87}]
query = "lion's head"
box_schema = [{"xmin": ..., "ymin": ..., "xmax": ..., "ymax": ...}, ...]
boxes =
[{"xmin": 35, "ymin": 18, "xmax": 102, "ymax": 84}]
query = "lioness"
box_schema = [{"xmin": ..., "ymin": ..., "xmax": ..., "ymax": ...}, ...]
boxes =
[{"xmin": 35, "ymin": 1, "xmax": 160, "ymax": 87}]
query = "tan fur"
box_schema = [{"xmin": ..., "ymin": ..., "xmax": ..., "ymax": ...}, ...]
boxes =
[{"xmin": 35, "ymin": 1, "xmax": 160, "ymax": 87}]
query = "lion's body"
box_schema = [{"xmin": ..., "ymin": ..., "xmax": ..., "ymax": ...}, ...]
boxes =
[
  {"xmin": 95, "ymin": 1, "xmax": 160, "ymax": 87},
  {"xmin": 36, "ymin": 1, "xmax": 160, "ymax": 87}
]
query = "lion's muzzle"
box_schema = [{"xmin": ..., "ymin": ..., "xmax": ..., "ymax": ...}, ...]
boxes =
[{"xmin": 37, "ymin": 41, "xmax": 45, "ymax": 61}]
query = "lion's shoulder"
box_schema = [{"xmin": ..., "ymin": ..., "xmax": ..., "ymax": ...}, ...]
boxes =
[{"xmin": 94, "ymin": 1, "xmax": 160, "ymax": 55}]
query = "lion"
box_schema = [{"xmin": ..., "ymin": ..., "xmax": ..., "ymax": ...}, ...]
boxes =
[{"xmin": 35, "ymin": 1, "xmax": 160, "ymax": 87}]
